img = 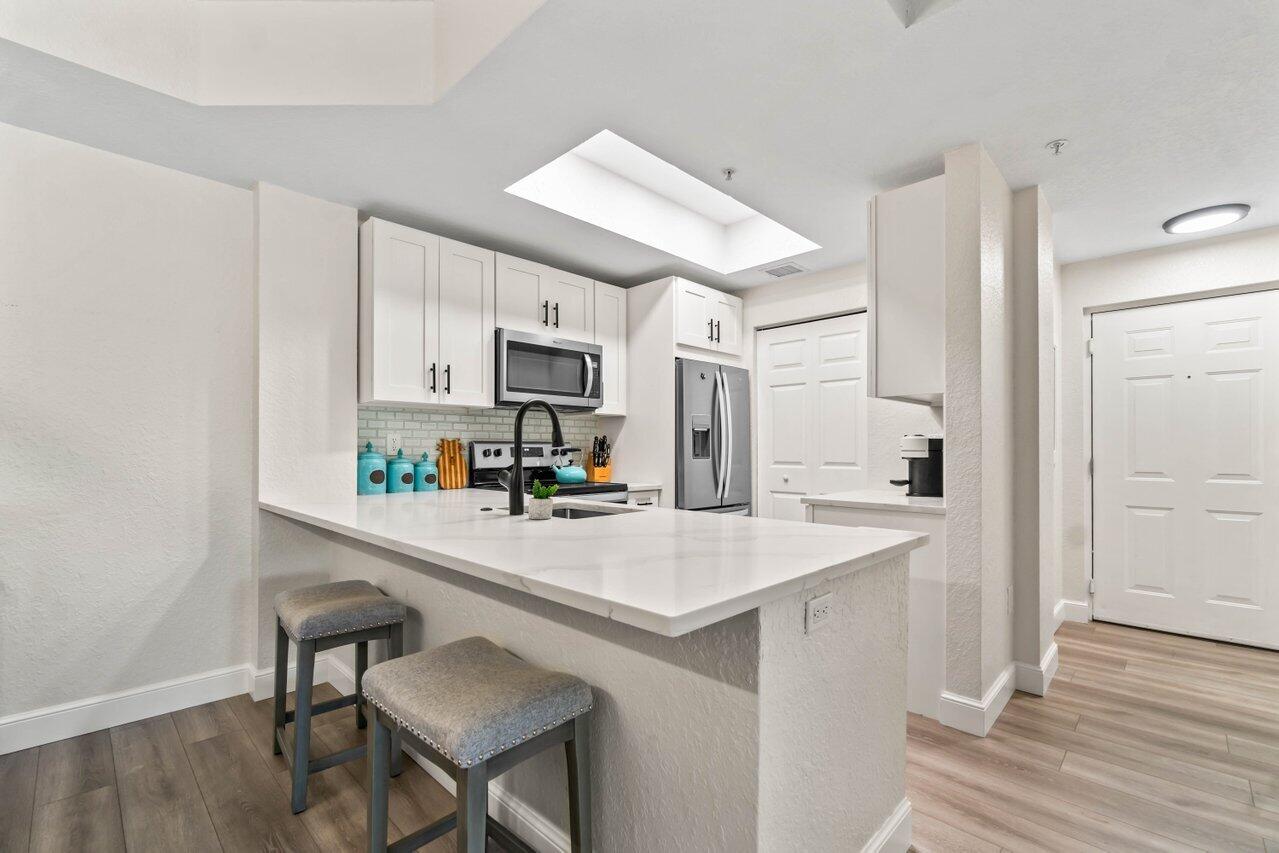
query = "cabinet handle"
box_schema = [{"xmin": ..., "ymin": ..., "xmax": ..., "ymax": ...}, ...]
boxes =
[
  {"xmin": 444, "ymin": 364, "xmax": 451, "ymax": 394},
  {"xmin": 542, "ymin": 300, "xmax": 549, "ymax": 326},
  {"xmin": 708, "ymin": 319, "xmax": 714, "ymax": 341},
  {"xmin": 715, "ymin": 320, "xmax": 721, "ymax": 343},
  {"xmin": 430, "ymin": 363, "xmax": 437, "ymax": 393},
  {"xmin": 553, "ymin": 302, "xmax": 560, "ymax": 328}
]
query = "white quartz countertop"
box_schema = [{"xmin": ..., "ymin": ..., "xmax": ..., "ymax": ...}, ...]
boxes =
[
  {"xmin": 260, "ymin": 489, "xmax": 926, "ymax": 637},
  {"xmin": 801, "ymin": 489, "xmax": 946, "ymax": 515}
]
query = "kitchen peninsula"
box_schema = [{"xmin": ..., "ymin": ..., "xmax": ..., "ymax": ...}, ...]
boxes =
[{"xmin": 257, "ymin": 490, "xmax": 926, "ymax": 852}]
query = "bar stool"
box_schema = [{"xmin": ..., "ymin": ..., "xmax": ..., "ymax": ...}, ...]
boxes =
[
  {"xmin": 362, "ymin": 637, "xmax": 593, "ymax": 853},
  {"xmin": 273, "ymin": 579, "xmax": 407, "ymax": 814}
]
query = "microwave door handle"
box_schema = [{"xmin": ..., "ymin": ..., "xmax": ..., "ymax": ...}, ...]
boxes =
[{"xmin": 583, "ymin": 352, "xmax": 595, "ymax": 397}]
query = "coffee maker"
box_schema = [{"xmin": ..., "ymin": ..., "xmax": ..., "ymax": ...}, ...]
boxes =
[{"xmin": 890, "ymin": 435, "xmax": 943, "ymax": 497}]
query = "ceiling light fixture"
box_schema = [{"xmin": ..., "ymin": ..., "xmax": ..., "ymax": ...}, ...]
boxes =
[{"xmin": 1161, "ymin": 203, "xmax": 1251, "ymax": 235}]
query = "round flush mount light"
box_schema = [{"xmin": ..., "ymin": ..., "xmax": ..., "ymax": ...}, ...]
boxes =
[{"xmin": 1162, "ymin": 203, "xmax": 1250, "ymax": 235}]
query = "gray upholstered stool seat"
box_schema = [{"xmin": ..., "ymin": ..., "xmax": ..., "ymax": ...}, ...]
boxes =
[
  {"xmin": 274, "ymin": 579, "xmax": 405, "ymax": 641},
  {"xmin": 362, "ymin": 636, "xmax": 592, "ymax": 768},
  {"xmin": 363, "ymin": 637, "xmax": 594, "ymax": 852}
]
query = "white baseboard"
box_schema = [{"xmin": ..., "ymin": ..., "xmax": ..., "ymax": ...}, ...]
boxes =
[
  {"xmin": 1054, "ymin": 598, "xmax": 1091, "ymax": 627},
  {"xmin": 1, "ymin": 655, "xmax": 340, "ymax": 756},
  {"xmin": 329, "ymin": 655, "xmax": 569, "ymax": 853},
  {"xmin": 937, "ymin": 664, "xmax": 1015, "ymax": 737},
  {"xmin": 0, "ymin": 664, "xmax": 250, "ymax": 755},
  {"xmin": 1013, "ymin": 642, "xmax": 1059, "ymax": 697},
  {"xmin": 861, "ymin": 797, "xmax": 912, "ymax": 853}
]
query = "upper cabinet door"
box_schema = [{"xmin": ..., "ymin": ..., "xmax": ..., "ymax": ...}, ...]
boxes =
[
  {"xmin": 545, "ymin": 269, "xmax": 595, "ymax": 342},
  {"xmin": 495, "ymin": 253, "xmax": 549, "ymax": 334},
  {"xmin": 438, "ymin": 239, "xmax": 495, "ymax": 408},
  {"xmin": 362, "ymin": 219, "xmax": 441, "ymax": 405},
  {"xmin": 593, "ymin": 282, "xmax": 627, "ymax": 416},
  {"xmin": 711, "ymin": 292, "xmax": 743, "ymax": 356},
  {"xmin": 674, "ymin": 279, "xmax": 716, "ymax": 351}
]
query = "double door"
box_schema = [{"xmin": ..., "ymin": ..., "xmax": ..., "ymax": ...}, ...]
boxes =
[
  {"xmin": 360, "ymin": 219, "xmax": 494, "ymax": 407},
  {"xmin": 495, "ymin": 254, "xmax": 594, "ymax": 342},
  {"xmin": 1093, "ymin": 290, "xmax": 1279, "ymax": 648},
  {"xmin": 674, "ymin": 279, "xmax": 742, "ymax": 356},
  {"xmin": 755, "ymin": 313, "xmax": 869, "ymax": 521}
]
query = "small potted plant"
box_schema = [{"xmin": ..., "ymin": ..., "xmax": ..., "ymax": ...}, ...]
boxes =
[{"xmin": 528, "ymin": 478, "xmax": 558, "ymax": 520}]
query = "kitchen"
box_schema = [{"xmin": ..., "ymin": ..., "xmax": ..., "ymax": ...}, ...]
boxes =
[{"xmin": 6, "ymin": 2, "xmax": 1279, "ymax": 852}]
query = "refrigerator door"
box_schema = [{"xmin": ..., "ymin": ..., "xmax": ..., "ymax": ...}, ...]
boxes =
[
  {"xmin": 721, "ymin": 364, "xmax": 753, "ymax": 508},
  {"xmin": 675, "ymin": 358, "xmax": 722, "ymax": 510}
]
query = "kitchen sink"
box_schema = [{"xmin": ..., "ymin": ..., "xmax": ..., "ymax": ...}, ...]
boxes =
[{"xmin": 551, "ymin": 504, "xmax": 640, "ymax": 520}]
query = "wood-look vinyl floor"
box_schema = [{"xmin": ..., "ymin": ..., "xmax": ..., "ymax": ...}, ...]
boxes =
[
  {"xmin": 4, "ymin": 621, "xmax": 1277, "ymax": 851},
  {"xmin": 909, "ymin": 620, "xmax": 1279, "ymax": 853},
  {"xmin": 0, "ymin": 683, "xmax": 502, "ymax": 852}
]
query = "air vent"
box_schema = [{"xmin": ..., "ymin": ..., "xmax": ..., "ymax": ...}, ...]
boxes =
[{"xmin": 761, "ymin": 262, "xmax": 806, "ymax": 278}]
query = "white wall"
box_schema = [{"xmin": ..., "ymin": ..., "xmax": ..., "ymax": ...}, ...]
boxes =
[
  {"xmin": 741, "ymin": 264, "xmax": 943, "ymax": 508},
  {"xmin": 1058, "ymin": 225, "xmax": 1279, "ymax": 609},
  {"xmin": 942, "ymin": 144, "xmax": 1014, "ymax": 702},
  {"xmin": 0, "ymin": 122, "xmax": 255, "ymax": 717}
]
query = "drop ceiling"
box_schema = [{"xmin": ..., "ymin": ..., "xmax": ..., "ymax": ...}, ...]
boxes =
[{"xmin": 1, "ymin": 0, "xmax": 1276, "ymax": 289}]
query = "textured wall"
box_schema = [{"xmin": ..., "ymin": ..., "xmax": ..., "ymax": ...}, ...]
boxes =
[
  {"xmin": 757, "ymin": 555, "xmax": 908, "ymax": 850},
  {"xmin": 1058, "ymin": 225, "xmax": 1279, "ymax": 606},
  {"xmin": 259, "ymin": 512, "xmax": 763, "ymax": 851},
  {"xmin": 0, "ymin": 123, "xmax": 255, "ymax": 715},
  {"xmin": 358, "ymin": 406, "xmax": 600, "ymax": 461}
]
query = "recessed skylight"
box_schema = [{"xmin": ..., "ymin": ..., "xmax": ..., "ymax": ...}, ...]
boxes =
[{"xmin": 505, "ymin": 130, "xmax": 819, "ymax": 275}]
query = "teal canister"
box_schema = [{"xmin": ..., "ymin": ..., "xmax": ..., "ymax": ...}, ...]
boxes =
[
  {"xmin": 387, "ymin": 448, "xmax": 416, "ymax": 493},
  {"xmin": 414, "ymin": 452, "xmax": 439, "ymax": 492},
  {"xmin": 357, "ymin": 442, "xmax": 387, "ymax": 495}
]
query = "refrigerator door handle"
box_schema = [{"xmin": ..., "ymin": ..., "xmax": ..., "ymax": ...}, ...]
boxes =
[
  {"xmin": 716, "ymin": 371, "xmax": 729, "ymax": 501},
  {"xmin": 722, "ymin": 371, "xmax": 733, "ymax": 499}
]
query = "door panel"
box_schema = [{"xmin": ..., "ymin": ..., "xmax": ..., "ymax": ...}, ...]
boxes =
[
  {"xmin": 676, "ymin": 359, "xmax": 720, "ymax": 510},
  {"xmin": 755, "ymin": 314, "xmax": 868, "ymax": 520},
  {"xmin": 675, "ymin": 281, "xmax": 715, "ymax": 350},
  {"xmin": 372, "ymin": 221, "xmax": 440, "ymax": 404},
  {"xmin": 593, "ymin": 282, "xmax": 627, "ymax": 415},
  {"xmin": 545, "ymin": 270, "xmax": 594, "ymax": 342},
  {"xmin": 1093, "ymin": 290, "xmax": 1279, "ymax": 648},
  {"xmin": 495, "ymin": 254, "xmax": 547, "ymax": 334},
  {"xmin": 712, "ymin": 293, "xmax": 743, "ymax": 355},
  {"xmin": 723, "ymin": 365, "xmax": 752, "ymax": 507},
  {"xmin": 438, "ymin": 239, "xmax": 494, "ymax": 407}
]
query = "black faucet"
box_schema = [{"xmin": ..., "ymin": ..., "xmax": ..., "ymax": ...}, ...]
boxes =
[{"xmin": 509, "ymin": 399, "xmax": 564, "ymax": 516}]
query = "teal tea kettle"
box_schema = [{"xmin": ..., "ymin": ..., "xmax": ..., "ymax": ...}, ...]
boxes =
[
  {"xmin": 387, "ymin": 448, "xmax": 416, "ymax": 493},
  {"xmin": 414, "ymin": 452, "xmax": 439, "ymax": 491},
  {"xmin": 357, "ymin": 442, "xmax": 387, "ymax": 495}
]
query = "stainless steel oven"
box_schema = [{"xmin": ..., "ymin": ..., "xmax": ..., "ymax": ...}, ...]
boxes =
[{"xmin": 495, "ymin": 328, "xmax": 603, "ymax": 410}]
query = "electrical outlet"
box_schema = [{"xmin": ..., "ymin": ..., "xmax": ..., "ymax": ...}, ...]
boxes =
[
  {"xmin": 386, "ymin": 433, "xmax": 403, "ymax": 455},
  {"xmin": 805, "ymin": 593, "xmax": 834, "ymax": 634}
]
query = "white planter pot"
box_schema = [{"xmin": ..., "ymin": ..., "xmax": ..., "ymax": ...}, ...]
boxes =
[{"xmin": 528, "ymin": 498, "xmax": 553, "ymax": 520}]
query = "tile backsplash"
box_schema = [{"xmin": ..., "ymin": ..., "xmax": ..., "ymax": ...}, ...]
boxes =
[{"xmin": 358, "ymin": 406, "xmax": 601, "ymax": 461}]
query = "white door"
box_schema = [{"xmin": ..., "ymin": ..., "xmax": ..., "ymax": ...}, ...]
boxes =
[
  {"xmin": 544, "ymin": 269, "xmax": 594, "ymax": 342},
  {"xmin": 495, "ymin": 253, "xmax": 548, "ymax": 334},
  {"xmin": 675, "ymin": 280, "xmax": 716, "ymax": 350},
  {"xmin": 593, "ymin": 281, "xmax": 627, "ymax": 416},
  {"xmin": 755, "ymin": 313, "xmax": 868, "ymax": 521},
  {"xmin": 438, "ymin": 239, "xmax": 494, "ymax": 407},
  {"xmin": 369, "ymin": 220, "xmax": 440, "ymax": 405},
  {"xmin": 1093, "ymin": 290, "xmax": 1279, "ymax": 648}
]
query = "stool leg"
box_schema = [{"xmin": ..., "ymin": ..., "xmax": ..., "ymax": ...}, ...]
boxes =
[
  {"xmin": 366, "ymin": 711, "xmax": 391, "ymax": 853},
  {"xmin": 455, "ymin": 761, "xmax": 488, "ymax": 853},
  {"xmin": 386, "ymin": 624, "xmax": 404, "ymax": 777},
  {"xmin": 290, "ymin": 639, "xmax": 316, "ymax": 814},
  {"xmin": 566, "ymin": 712, "xmax": 592, "ymax": 853},
  {"xmin": 272, "ymin": 620, "xmax": 288, "ymax": 756},
  {"xmin": 355, "ymin": 641, "xmax": 368, "ymax": 730}
]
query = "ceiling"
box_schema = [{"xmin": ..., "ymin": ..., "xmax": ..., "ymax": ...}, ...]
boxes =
[{"xmin": 1, "ymin": 0, "xmax": 1276, "ymax": 290}]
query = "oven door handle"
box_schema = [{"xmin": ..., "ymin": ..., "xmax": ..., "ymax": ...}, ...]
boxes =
[{"xmin": 583, "ymin": 352, "xmax": 595, "ymax": 397}]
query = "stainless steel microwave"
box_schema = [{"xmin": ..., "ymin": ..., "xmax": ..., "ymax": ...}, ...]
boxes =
[{"xmin": 495, "ymin": 328, "xmax": 603, "ymax": 410}]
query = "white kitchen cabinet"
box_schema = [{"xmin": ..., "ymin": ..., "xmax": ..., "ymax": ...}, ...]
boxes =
[
  {"xmin": 673, "ymin": 278, "xmax": 742, "ymax": 355},
  {"xmin": 627, "ymin": 488, "xmax": 660, "ymax": 507},
  {"xmin": 593, "ymin": 281, "xmax": 627, "ymax": 416},
  {"xmin": 495, "ymin": 253, "xmax": 594, "ymax": 343},
  {"xmin": 867, "ymin": 174, "xmax": 945, "ymax": 405},
  {"xmin": 360, "ymin": 218, "xmax": 494, "ymax": 407}
]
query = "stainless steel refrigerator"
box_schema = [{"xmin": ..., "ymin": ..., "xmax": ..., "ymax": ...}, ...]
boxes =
[{"xmin": 675, "ymin": 358, "xmax": 751, "ymax": 514}]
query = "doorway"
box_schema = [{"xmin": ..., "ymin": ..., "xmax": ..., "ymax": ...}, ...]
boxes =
[
  {"xmin": 755, "ymin": 313, "xmax": 868, "ymax": 520},
  {"xmin": 1091, "ymin": 289, "xmax": 1279, "ymax": 648}
]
